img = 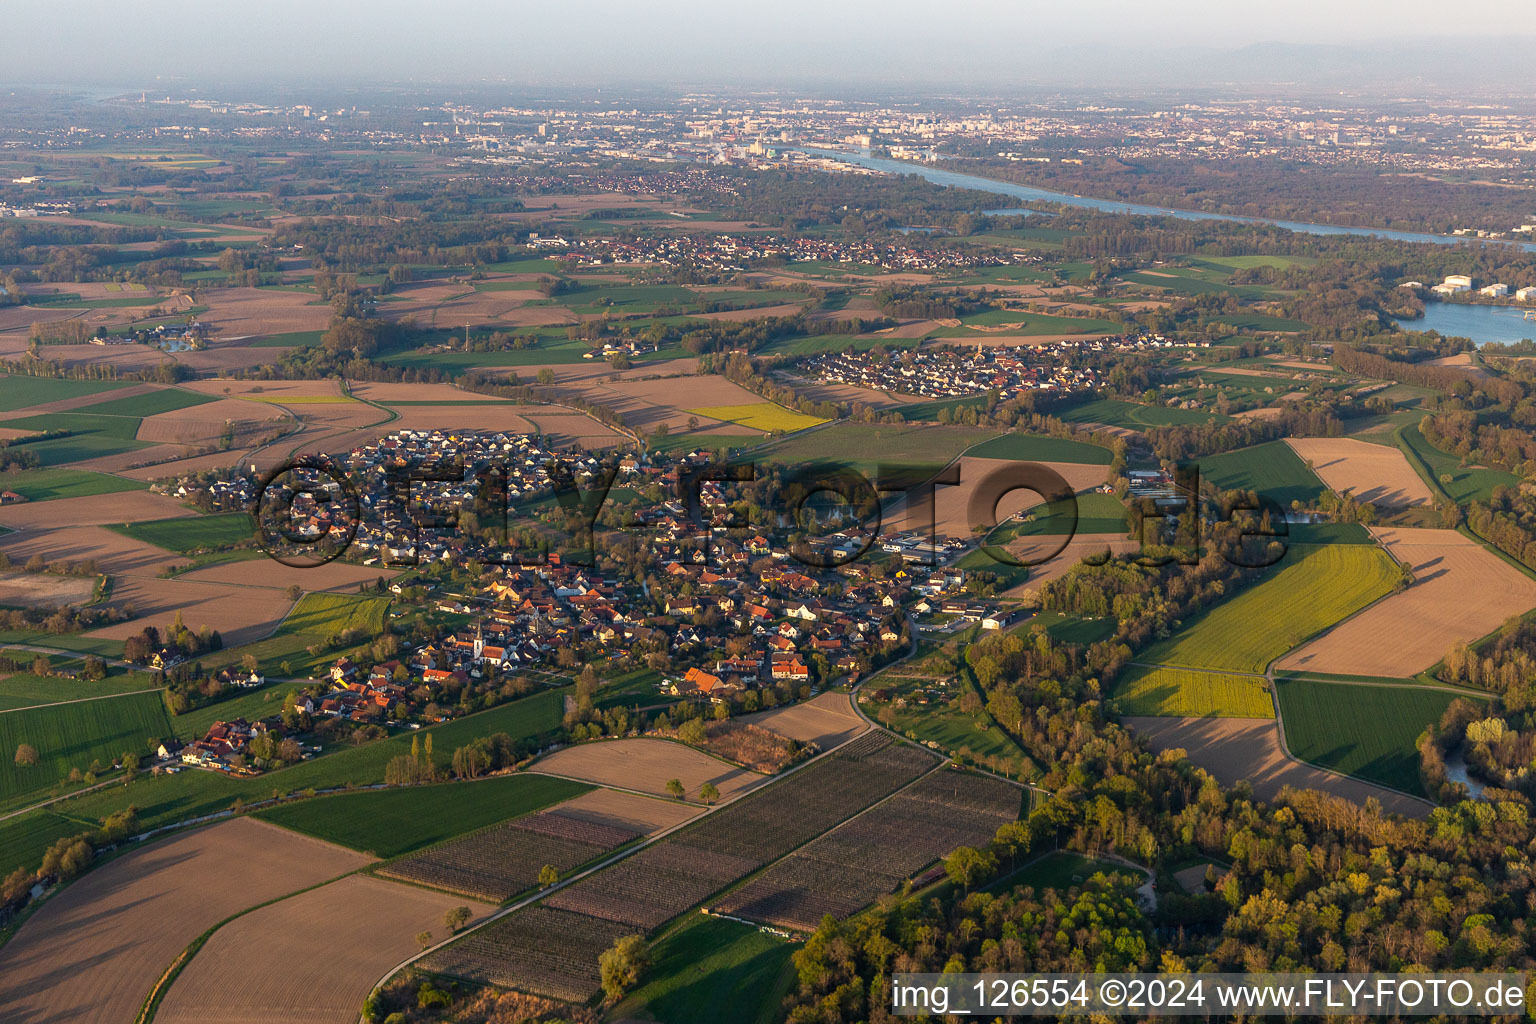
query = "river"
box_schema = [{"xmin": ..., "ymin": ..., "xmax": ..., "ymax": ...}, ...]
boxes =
[
  {"xmin": 800, "ymin": 148, "xmax": 1536, "ymax": 254},
  {"xmin": 1396, "ymin": 302, "xmax": 1536, "ymax": 347}
]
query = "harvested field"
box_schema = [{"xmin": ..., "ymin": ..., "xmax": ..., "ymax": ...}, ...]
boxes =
[
  {"xmin": 774, "ymin": 377, "xmax": 922, "ymax": 410},
  {"xmin": 738, "ymin": 691, "xmax": 869, "ymax": 750},
  {"xmin": 135, "ymin": 397, "xmax": 290, "ymax": 445},
  {"xmin": 384, "ymin": 404, "xmax": 541, "ymax": 433},
  {"xmin": 178, "ymin": 557, "xmax": 397, "ymax": 593},
  {"xmin": 0, "ymin": 525, "xmax": 179, "ymax": 576},
  {"xmin": 197, "ymin": 286, "xmax": 334, "ymax": 338},
  {"xmin": 0, "ymin": 817, "xmax": 370, "ymax": 1024},
  {"xmin": 520, "ymin": 409, "xmax": 627, "ymax": 449},
  {"xmin": 532, "ymin": 738, "xmax": 764, "ymax": 802},
  {"xmin": 1123, "ymin": 716, "xmax": 1432, "ymax": 817},
  {"xmin": 924, "ymin": 456, "xmax": 1111, "ymax": 540},
  {"xmin": 536, "ymin": 370, "xmax": 764, "ymax": 436},
  {"xmin": 0, "ymin": 306, "xmax": 85, "ymax": 332},
  {"xmin": 1285, "ymin": 437, "xmax": 1434, "ymax": 507},
  {"xmin": 0, "ymin": 571, "xmax": 95, "ymax": 608},
  {"xmin": 350, "ymin": 381, "xmax": 493, "ymax": 402},
  {"xmin": 380, "ymin": 810, "xmax": 640, "ymax": 902},
  {"xmin": 0, "ymin": 490, "xmax": 194, "ymax": 529},
  {"xmin": 116, "ymin": 448, "xmax": 256, "ymax": 480},
  {"xmin": 181, "ymin": 379, "xmax": 345, "ymax": 399},
  {"xmin": 85, "ymin": 575, "xmax": 295, "ymax": 646},
  {"xmin": 1277, "ymin": 528, "xmax": 1536, "ymax": 677},
  {"xmin": 156, "ymin": 874, "xmax": 490, "ymax": 1024},
  {"xmin": 712, "ymin": 768, "xmax": 1021, "ymax": 931},
  {"xmin": 65, "ymin": 443, "xmax": 214, "ymax": 474},
  {"xmin": 545, "ymin": 787, "xmax": 700, "ymax": 835}
]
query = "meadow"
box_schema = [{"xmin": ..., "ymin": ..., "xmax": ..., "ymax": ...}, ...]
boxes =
[
  {"xmin": 613, "ymin": 915, "xmax": 797, "ymax": 1024},
  {"xmin": 1056, "ymin": 397, "xmax": 1224, "ymax": 429},
  {"xmin": 0, "ymin": 690, "xmax": 173, "ymax": 805},
  {"xmin": 1398, "ymin": 423, "xmax": 1519, "ymax": 505},
  {"xmin": 1110, "ymin": 665, "xmax": 1274, "ymax": 718},
  {"xmin": 925, "ymin": 308, "xmax": 1120, "ymax": 338},
  {"xmin": 0, "ymin": 688, "xmax": 570, "ymax": 878},
  {"xmin": 110, "ymin": 512, "xmax": 252, "ymax": 553},
  {"xmin": 255, "ymin": 774, "xmax": 588, "ymax": 857},
  {"xmin": 1142, "ymin": 544, "xmax": 1399, "ymax": 673},
  {"xmin": 0, "ymin": 412, "xmax": 151, "ymax": 466},
  {"xmin": 78, "ymin": 389, "xmax": 215, "ymax": 417},
  {"xmin": 0, "ymin": 376, "xmax": 130, "ymax": 412},
  {"xmin": 1275, "ymin": 679, "xmax": 1467, "ymax": 794},
  {"xmin": 0, "ymin": 469, "xmax": 148, "ymax": 502},
  {"xmin": 0, "ymin": 669, "xmax": 160, "ymax": 711},
  {"xmin": 1199, "ymin": 440, "xmax": 1327, "ymax": 509}
]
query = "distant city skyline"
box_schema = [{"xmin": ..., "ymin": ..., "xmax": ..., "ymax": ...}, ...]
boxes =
[{"xmin": 5, "ymin": 2, "xmax": 1536, "ymax": 91}]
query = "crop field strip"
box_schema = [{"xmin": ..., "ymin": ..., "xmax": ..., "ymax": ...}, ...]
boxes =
[
  {"xmin": 711, "ymin": 768, "xmax": 1022, "ymax": 931},
  {"xmin": 422, "ymin": 732, "xmax": 940, "ymax": 1001},
  {"xmin": 378, "ymin": 809, "xmax": 641, "ymax": 901},
  {"xmin": 1110, "ymin": 665, "xmax": 1275, "ymax": 719},
  {"xmin": 1141, "ymin": 543, "xmax": 1399, "ymax": 674}
]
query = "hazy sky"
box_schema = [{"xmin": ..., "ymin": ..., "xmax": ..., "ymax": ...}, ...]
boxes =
[{"xmin": 5, "ymin": 0, "xmax": 1535, "ymax": 88}]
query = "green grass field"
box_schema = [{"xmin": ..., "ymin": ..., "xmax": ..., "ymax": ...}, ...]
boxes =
[
  {"xmin": 249, "ymin": 330, "xmax": 326, "ymax": 348},
  {"xmin": 0, "ymin": 468, "xmax": 148, "ymax": 502},
  {"xmin": 1211, "ymin": 313, "xmax": 1310, "ymax": 332},
  {"xmin": 1111, "ymin": 665, "xmax": 1274, "ymax": 718},
  {"xmin": 755, "ymin": 333, "xmax": 923, "ymax": 357},
  {"xmin": 1275, "ymin": 679, "xmax": 1468, "ymax": 794},
  {"xmin": 991, "ymin": 851, "xmax": 1139, "ymax": 895},
  {"xmin": 0, "ymin": 412, "xmax": 152, "ymax": 466},
  {"xmin": 987, "ymin": 491, "xmax": 1126, "ymax": 539},
  {"xmin": 1056, "ymin": 398, "xmax": 1224, "ymax": 429},
  {"xmin": 1398, "ymin": 423, "xmax": 1519, "ymax": 505},
  {"xmin": 256, "ymin": 774, "xmax": 589, "ymax": 857},
  {"xmin": 1027, "ymin": 611, "xmax": 1117, "ymax": 646},
  {"xmin": 0, "ymin": 689, "xmax": 570, "ymax": 877},
  {"xmin": 78, "ymin": 388, "xmax": 215, "ymax": 417},
  {"xmin": 925, "ymin": 308, "xmax": 1120, "ymax": 338},
  {"xmin": 1143, "ymin": 544, "xmax": 1399, "ymax": 674},
  {"xmin": 966, "ymin": 432, "xmax": 1114, "ymax": 465},
  {"xmin": 0, "ymin": 670, "xmax": 161, "ymax": 712},
  {"xmin": 282, "ymin": 592, "xmax": 389, "ymax": 635},
  {"xmin": 110, "ymin": 512, "xmax": 252, "ymax": 553},
  {"xmin": 617, "ymin": 915, "xmax": 797, "ymax": 1024},
  {"xmin": 1199, "ymin": 440, "xmax": 1327, "ymax": 509},
  {"xmin": 0, "ymin": 690, "xmax": 174, "ymax": 804},
  {"xmin": 0, "ymin": 375, "xmax": 131, "ymax": 412}
]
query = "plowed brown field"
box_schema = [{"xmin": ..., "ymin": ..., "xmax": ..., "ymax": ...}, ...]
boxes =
[
  {"xmin": 1285, "ymin": 437, "xmax": 1434, "ymax": 507},
  {"xmin": 1276, "ymin": 528, "xmax": 1536, "ymax": 677},
  {"xmin": 0, "ymin": 817, "xmax": 370, "ymax": 1024},
  {"xmin": 532, "ymin": 738, "xmax": 764, "ymax": 802},
  {"xmin": 154, "ymin": 875, "xmax": 492, "ymax": 1024},
  {"xmin": 1124, "ymin": 716, "xmax": 1431, "ymax": 817}
]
